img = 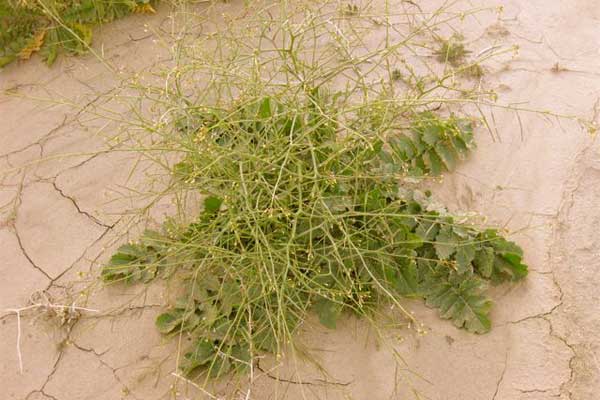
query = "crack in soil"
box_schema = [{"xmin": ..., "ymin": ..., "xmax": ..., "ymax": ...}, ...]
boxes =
[
  {"xmin": 548, "ymin": 140, "xmax": 597, "ymax": 400},
  {"xmin": 46, "ymin": 222, "xmax": 118, "ymax": 291},
  {"xmin": 491, "ymin": 350, "xmax": 508, "ymax": 400},
  {"xmin": 70, "ymin": 338, "xmax": 140, "ymax": 400},
  {"xmin": 550, "ymin": 316, "xmax": 577, "ymax": 400},
  {"xmin": 51, "ymin": 180, "xmax": 112, "ymax": 229},
  {"xmin": 255, "ymin": 358, "xmax": 352, "ymax": 387},
  {"xmin": 25, "ymin": 389, "xmax": 60, "ymax": 400},
  {"xmin": 38, "ymin": 345, "xmax": 65, "ymax": 396},
  {"xmin": 506, "ymin": 282, "xmax": 564, "ymax": 326},
  {"xmin": 0, "ymin": 115, "xmax": 68, "ymax": 160},
  {"xmin": 13, "ymin": 226, "xmax": 53, "ymax": 281}
]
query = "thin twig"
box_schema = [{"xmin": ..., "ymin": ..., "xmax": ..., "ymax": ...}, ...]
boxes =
[
  {"xmin": 3, "ymin": 303, "xmax": 99, "ymax": 374},
  {"xmin": 171, "ymin": 372, "xmax": 223, "ymax": 400}
]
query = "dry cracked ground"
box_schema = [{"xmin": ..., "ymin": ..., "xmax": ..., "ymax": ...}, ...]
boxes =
[{"xmin": 1, "ymin": 1, "xmax": 600, "ymax": 399}]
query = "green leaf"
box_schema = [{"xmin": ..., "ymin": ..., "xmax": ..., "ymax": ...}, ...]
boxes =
[
  {"xmin": 112, "ymin": 243, "xmax": 143, "ymax": 258},
  {"xmin": 456, "ymin": 120, "xmax": 475, "ymax": 147},
  {"xmin": 415, "ymin": 219, "xmax": 440, "ymax": 241},
  {"xmin": 502, "ymin": 253, "xmax": 528, "ymax": 278},
  {"xmin": 209, "ymin": 319, "xmax": 232, "ymax": 341},
  {"xmin": 489, "ymin": 234, "xmax": 524, "ymax": 257},
  {"xmin": 0, "ymin": 55, "xmax": 16, "ymax": 68},
  {"xmin": 411, "ymin": 130, "xmax": 427, "ymax": 153},
  {"xmin": 390, "ymin": 136, "xmax": 416, "ymax": 161},
  {"xmin": 230, "ymin": 345, "xmax": 251, "ymax": 371},
  {"xmin": 473, "ymin": 246, "xmax": 494, "ymax": 278},
  {"xmin": 141, "ymin": 229, "xmax": 164, "ymax": 247},
  {"xmin": 403, "ymin": 231, "xmax": 424, "ymax": 249},
  {"xmin": 208, "ymin": 354, "xmax": 232, "ymax": 377},
  {"xmin": 254, "ymin": 326, "xmax": 277, "ymax": 353},
  {"xmin": 435, "ymin": 141, "xmax": 457, "ymax": 171},
  {"xmin": 101, "ymin": 262, "xmax": 132, "ymax": 281},
  {"xmin": 189, "ymin": 339, "xmax": 215, "ymax": 364},
  {"xmin": 200, "ymin": 273, "xmax": 221, "ymax": 291},
  {"xmin": 204, "ymin": 196, "xmax": 223, "ymax": 214},
  {"xmin": 422, "ymin": 271, "xmax": 492, "ymax": 333},
  {"xmin": 492, "ymin": 253, "xmax": 528, "ymax": 283},
  {"xmin": 482, "ymin": 231, "xmax": 528, "ymax": 282},
  {"xmin": 258, "ymin": 97, "xmax": 272, "ymax": 118},
  {"xmin": 451, "ymin": 135, "xmax": 469, "ymax": 157},
  {"xmin": 434, "ymin": 226, "xmax": 458, "ymax": 259},
  {"xmin": 422, "ymin": 125, "xmax": 442, "ymax": 145},
  {"xmin": 156, "ymin": 312, "xmax": 182, "ymax": 334},
  {"xmin": 183, "ymin": 339, "xmax": 216, "ymax": 374},
  {"xmin": 364, "ymin": 188, "xmax": 385, "ymax": 211},
  {"xmin": 173, "ymin": 161, "xmax": 193, "ymax": 179},
  {"xmin": 394, "ymin": 258, "xmax": 419, "ymax": 296},
  {"xmin": 101, "ymin": 245, "xmax": 140, "ymax": 281},
  {"xmin": 455, "ymin": 243, "xmax": 476, "ymax": 274},
  {"xmin": 41, "ymin": 30, "xmax": 59, "ymax": 65},
  {"xmin": 201, "ymin": 303, "xmax": 220, "ymax": 327},
  {"xmin": 183, "ymin": 310, "xmax": 201, "ymax": 330},
  {"xmin": 220, "ymin": 281, "xmax": 242, "ymax": 316},
  {"xmin": 101, "ymin": 233, "xmax": 168, "ymax": 283},
  {"xmin": 425, "ymin": 149, "xmax": 443, "ymax": 175},
  {"xmin": 413, "ymin": 155, "xmax": 426, "ymax": 174},
  {"xmin": 323, "ymin": 195, "xmax": 352, "ymax": 213},
  {"xmin": 314, "ymin": 297, "xmax": 342, "ymax": 329}
]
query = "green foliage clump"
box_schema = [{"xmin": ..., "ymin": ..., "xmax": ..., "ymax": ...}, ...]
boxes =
[
  {"xmin": 102, "ymin": 92, "xmax": 527, "ymax": 377},
  {"xmin": 391, "ymin": 111, "xmax": 474, "ymax": 176},
  {"xmin": 0, "ymin": 0, "xmax": 156, "ymax": 67},
  {"xmin": 435, "ymin": 35, "xmax": 470, "ymax": 67}
]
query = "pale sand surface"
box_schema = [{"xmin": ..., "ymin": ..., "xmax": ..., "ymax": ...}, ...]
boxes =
[{"xmin": 1, "ymin": 1, "xmax": 599, "ymax": 399}]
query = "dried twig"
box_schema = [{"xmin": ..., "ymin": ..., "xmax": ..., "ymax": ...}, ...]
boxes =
[{"xmin": 3, "ymin": 300, "xmax": 99, "ymax": 374}]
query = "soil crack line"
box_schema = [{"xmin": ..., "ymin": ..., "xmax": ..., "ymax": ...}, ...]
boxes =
[
  {"xmin": 491, "ymin": 350, "xmax": 508, "ymax": 400},
  {"xmin": 255, "ymin": 358, "xmax": 352, "ymax": 387},
  {"xmin": 51, "ymin": 181, "xmax": 112, "ymax": 228},
  {"xmin": 13, "ymin": 226, "xmax": 53, "ymax": 280}
]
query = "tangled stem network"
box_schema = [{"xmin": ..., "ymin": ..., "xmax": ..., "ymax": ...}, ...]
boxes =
[{"xmin": 93, "ymin": 0, "xmax": 529, "ymax": 386}]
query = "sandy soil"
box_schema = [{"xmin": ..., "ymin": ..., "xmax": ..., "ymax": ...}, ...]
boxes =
[{"xmin": 1, "ymin": 1, "xmax": 599, "ymax": 399}]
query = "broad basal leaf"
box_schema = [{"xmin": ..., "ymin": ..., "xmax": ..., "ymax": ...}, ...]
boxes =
[
  {"xmin": 435, "ymin": 141, "xmax": 457, "ymax": 171},
  {"xmin": 204, "ymin": 196, "xmax": 223, "ymax": 214},
  {"xmin": 424, "ymin": 149, "xmax": 443, "ymax": 175},
  {"xmin": 183, "ymin": 339, "xmax": 216, "ymax": 374},
  {"xmin": 473, "ymin": 246, "xmax": 494, "ymax": 278},
  {"xmin": 492, "ymin": 252, "xmax": 528, "ymax": 283},
  {"xmin": 314, "ymin": 296, "xmax": 342, "ymax": 329},
  {"xmin": 482, "ymin": 230, "xmax": 528, "ymax": 282},
  {"xmin": 156, "ymin": 311, "xmax": 183, "ymax": 334},
  {"xmin": 393, "ymin": 257, "xmax": 419, "ymax": 296},
  {"xmin": 421, "ymin": 270, "xmax": 492, "ymax": 334},
  {"xmin": 434, "ymin": 226, "xmax": 459, "ymax": 260},
  {"xmin": 455, "ymin": 243, "xmax": 476, "ymax": 274}
]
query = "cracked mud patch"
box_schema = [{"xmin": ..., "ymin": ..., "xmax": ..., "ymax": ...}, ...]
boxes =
[
  {"xmin": 0, "ymin": 317, "xmax": 62, "ymax": 399},
  {"xmin": 2, "ymin": 0, "xmax": 600, "ymax": 399},
  {"xmin": 14, "ymin": 182, "xmax": 107, "ymax": 280},
  {"xmin": 43, "ymin": 347, "xmax": 126, "ymax": 400},
  {"xmin": 549, "ymin": 147, "xmax": 600, "ymax": 400},
  {"xmin": 0, "ymin": 229, "xmax": 50, "ymax": 310}
]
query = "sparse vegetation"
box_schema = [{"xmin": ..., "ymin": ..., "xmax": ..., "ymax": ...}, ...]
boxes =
[
  {"xmin": 460, "ymin": 63, "xmax": 485, "ymax": 79},
  {"xmin": 0, "ymin": 0, "xmax": 157, "ymax": 67},
  {"xmin": 435, "ymin": 34, "xmax": 470, "ymax": 67},
  {"xmin": 90, "ymin": 0, "xmax": 527, "ymax": 389},
  {"xmin": 103, "ymin": 93, "xmax": 527, "ymax": 378}
]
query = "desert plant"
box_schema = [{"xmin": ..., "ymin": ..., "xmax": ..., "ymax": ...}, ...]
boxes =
[
  {"xmin": 91, "ymin": 0, "xmax": 527, "ymax": 387},
  {"xmin": 102, "ymin": 92, "xmax": 527, "ymax": 377},
  {"xmin": 0, "ymin": 0, "xmax": 157, "ymax": 67},
  {"xmin": 435, "ymin": 34, "xmax": 470, "ymax": 67}
]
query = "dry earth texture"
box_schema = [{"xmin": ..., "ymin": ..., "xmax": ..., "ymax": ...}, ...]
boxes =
[{"xmin": 1, "ymin": 1, "xmax": 600, "ymax": 400}]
